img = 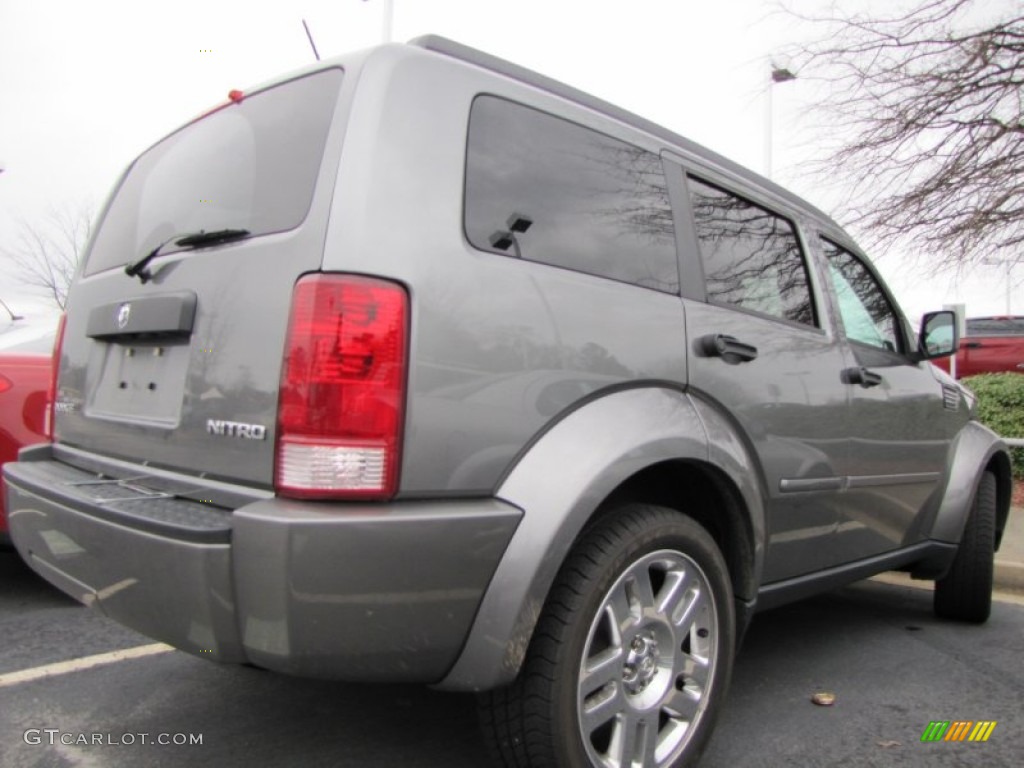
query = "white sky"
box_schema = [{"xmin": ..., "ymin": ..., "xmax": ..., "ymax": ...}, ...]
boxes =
[{"xmin": 0, "ymin": 0, "xmax": 1018, "ymax": 321}]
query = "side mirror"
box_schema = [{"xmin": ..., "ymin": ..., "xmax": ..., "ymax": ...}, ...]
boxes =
[{"xmin": 917, "ymin": 310, "xmax": 958, "ymax": 361}]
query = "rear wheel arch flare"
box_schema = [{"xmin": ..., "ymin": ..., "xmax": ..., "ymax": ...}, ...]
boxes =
[
  {"xmin": 593, "ymin": 459, "xmax": 757, "ymax": 604},
  {"xmin": 479, "ymin": 503, "xmax": 736, "ymax": 767},
  {"xmin": 440, "ymin": 386, "xmax": 761, "ymax": 692}
]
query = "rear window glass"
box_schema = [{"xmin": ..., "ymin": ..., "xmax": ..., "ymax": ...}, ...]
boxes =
[
  {"xmin": 465, "ymin": 96, "xmax": 679, "ymax": 294},
  {"xmin": 86, "ymin": 69, "xmax": 344, "ymax": 275}
]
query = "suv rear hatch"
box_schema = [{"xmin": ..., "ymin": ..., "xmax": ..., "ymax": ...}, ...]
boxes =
[{"xmin": 55, "ymin": 67, "xmax": 346, "ymax": 488}]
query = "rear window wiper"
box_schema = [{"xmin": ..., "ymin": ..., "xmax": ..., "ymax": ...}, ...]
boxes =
[{"xmin": 125, "ymin": 228, "xmax": 250, "ymax": 283}]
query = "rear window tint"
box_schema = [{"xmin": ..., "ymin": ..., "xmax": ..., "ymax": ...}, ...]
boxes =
[
  {"xmin": 465, "ymin": 96, "xmax": 679, "ymax": 294},
  {"xmin": 85, "ymin": 69, "xmax": 343, "ymax": 275}
]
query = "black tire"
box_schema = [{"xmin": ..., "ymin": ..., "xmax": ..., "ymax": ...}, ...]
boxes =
[
  {"xmin": 480, "ymin": 504, "xmax": 735, "ymax": 768},
  {"xmin": 934, "ymin": 471, "xmax": 996, "ymax": 623}
]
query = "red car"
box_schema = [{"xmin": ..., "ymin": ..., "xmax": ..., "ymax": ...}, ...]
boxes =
[
  {"xmin": 932, "ymin": 316, "xmax": 1024, "ymax": 379},
  {"xmin": 0, "ymin": 332, "xmax": 54, "ymax": 542}
]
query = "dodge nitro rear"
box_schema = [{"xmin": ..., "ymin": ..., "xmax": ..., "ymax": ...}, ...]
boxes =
[{"xmin": 5, "ymin": 37, "xmax": 1010, "ymax": 768}]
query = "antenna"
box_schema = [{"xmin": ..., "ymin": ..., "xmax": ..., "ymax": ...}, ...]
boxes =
[
  {"xmin": 302, "ymin": 19, "xmax": 321, "ymax": 61},
  {"xmin": 0, "ymin": 298, "xmax": 24, "ymax": 322}
]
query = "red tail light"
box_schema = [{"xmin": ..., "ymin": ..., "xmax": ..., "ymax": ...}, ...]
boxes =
[
  {"xmin": 275, "ymin": 274, "xmax": 408, "ymax": 500},
  {"xmin": 46, "ymin": 313, "xmax": 67, "ymax": 441}
]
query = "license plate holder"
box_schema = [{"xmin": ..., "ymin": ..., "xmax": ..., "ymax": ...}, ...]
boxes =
[{"xmin": 86, "ymin": 341, "xmax": 190, "ymax": 426}]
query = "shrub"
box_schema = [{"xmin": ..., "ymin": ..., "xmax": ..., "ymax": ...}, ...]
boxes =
[{"xmin": 961, "ymin": 373, "xmax": 1024, "ymax": 478}]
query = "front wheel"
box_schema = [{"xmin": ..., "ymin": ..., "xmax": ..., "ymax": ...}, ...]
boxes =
[
  {"xmin": 933, "ymin": 470, "xmax": 996, "ymax": 623},
  {"xmin": 480, "ymin": 504, "xmax": 735, "ymax": 768}
]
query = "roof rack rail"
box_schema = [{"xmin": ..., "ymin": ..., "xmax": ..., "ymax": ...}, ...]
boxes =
[{"xmin": 408, "ymin": 35, "xmax": 835, "ymax": 225}]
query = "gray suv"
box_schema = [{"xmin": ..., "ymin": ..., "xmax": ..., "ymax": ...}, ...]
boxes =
[{"xmin": 4, "ymin": 36, "xmax": 1012, "ymax": 768}]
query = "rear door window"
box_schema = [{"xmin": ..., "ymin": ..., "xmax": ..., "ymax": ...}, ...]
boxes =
[
  {"xmin": 687, "ymin": 176, "xmax": 817, "ymax": 328},
  {"xmin": 465, "ymin": 96, "xmax": 679, "ymax": 294},
  {"xmin": 86, "ymin": 69, "xmax": 344, "ymax": 275}
]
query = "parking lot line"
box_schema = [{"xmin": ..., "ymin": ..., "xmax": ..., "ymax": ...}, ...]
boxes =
[{"xmin": 0, "ymin": 643, "xmax": 174, "ymax": 688}]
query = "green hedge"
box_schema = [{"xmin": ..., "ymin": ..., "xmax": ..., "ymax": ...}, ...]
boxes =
[{"xmin": 962, "ymin": 373, "xmax": 1024, "ymax": 478}]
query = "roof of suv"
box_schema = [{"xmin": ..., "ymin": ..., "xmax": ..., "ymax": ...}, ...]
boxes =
[{"xmin": 411, "ymin": 35, "xmax": 842, "ymax": 230}]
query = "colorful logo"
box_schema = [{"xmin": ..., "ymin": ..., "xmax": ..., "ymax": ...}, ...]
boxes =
[{"xmin": 921, "ymin": 721, "xmax": 997, "ymax": 742}]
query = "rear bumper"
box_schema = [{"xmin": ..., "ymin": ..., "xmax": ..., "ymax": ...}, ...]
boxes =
[{"xmin": 3, "ymin": 447, "xmax": 521, "ymax": 683}]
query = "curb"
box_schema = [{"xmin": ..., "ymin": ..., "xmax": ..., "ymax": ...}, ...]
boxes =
[
  {"xmin": 995, "ymin": 560, "xmax": 1024, "ymax": 591},
  {"xmin": 995, "ymin": 504, "xmax": 1024, "ymax": 591}
]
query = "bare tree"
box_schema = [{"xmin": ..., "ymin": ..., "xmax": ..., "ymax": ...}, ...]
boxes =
[
  {"xmin": 3, "ymin": 204, "xmax": 93, "ymax": 309},
  {"xmin": 790, "ymin": 0, "xmax": 1023, "ymax": 267}
]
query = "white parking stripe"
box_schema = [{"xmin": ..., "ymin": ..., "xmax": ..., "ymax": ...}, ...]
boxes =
[{"xmin": 0, "ymin": 643, "xmax": 174, "ymax": 688}]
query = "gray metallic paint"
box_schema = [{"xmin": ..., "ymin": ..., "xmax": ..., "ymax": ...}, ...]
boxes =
[
  {"xmin": 755, "ymin": 540, "xmax": 957, "ymax": 612},
  {"xmin": 683, "ymin": 299, "xmax": 852, "ymax": 582},
  {"xmin": 321, "ymin": 47, "xmax": 690, "ymax": 495},
  {"xmin": 928, "ymin": 420, "xmax": 1010, "ymax": 544},
  {"xmin": 231, "ymin": 497, "xmax": 520, "ymax": 681},
  {"xmin": 5, "ymin": 458, "xmax": 521, "ymax": 680},
  {"xmin": 689, "ymin": 394, "xmax": 766, "ymax": 594},
  {"xmin": 5, "ymin": 478, "xmax": 244, "ymax": 662},
  {"xmin": 4, "ymin": 39, "xmax": 1014, "ymax": 694}
]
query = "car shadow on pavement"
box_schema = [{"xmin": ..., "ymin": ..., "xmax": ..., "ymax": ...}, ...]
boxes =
[
  {"xmin": 0, "ymin": 549, "xmax": 79, "ymax": 608},
  {"xmin": 702, "ymin": 579, "xmax": 1022, "ymax": 767}
]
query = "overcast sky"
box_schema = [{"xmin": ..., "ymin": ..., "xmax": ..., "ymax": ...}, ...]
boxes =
[{"xmin": 0, "ymin": 0, "xmax": 1017, "ymax": 322}]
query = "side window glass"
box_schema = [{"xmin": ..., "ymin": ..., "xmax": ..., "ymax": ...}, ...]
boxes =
[
  {"xmin": 687, "ymin": 177, "xmax": 816, "ymax": 327},
  {"xmin": 821, "ymin": 239, "xmax": 901, "ymax": 352},
  {"xmin": 465, "ymin": 96, "xmax": 679, "ymax": 294}
]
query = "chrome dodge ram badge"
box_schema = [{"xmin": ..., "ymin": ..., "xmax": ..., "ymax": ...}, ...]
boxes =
[{"xmin": 116, "ymin": 302, "xmax": 131, "ymax": 330}]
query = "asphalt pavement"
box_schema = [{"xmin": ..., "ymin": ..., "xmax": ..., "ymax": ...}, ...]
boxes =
[
  {"xmin": 3, "ymin": 550, "xmax": 1022, "ymax": 767},
  {"xmin": 0, "ymin": 502, "xmax": 1020, "ymax": 768}
]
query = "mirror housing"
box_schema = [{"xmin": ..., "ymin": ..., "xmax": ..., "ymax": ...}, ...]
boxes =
[{"xmin": 916, "ymin": 310, "xmax": 958, "ymax": 361}]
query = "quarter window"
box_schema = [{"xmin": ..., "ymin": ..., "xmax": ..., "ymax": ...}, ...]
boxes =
[
  {"xmin": 821, "ymin": 239, "xmax": 902, "ymax": 353},
  {"xmin": 465, "ymin": 96, "xmax": 679, "ymax": 294},
  {"xmin": 687, "ymin": 177, "xmax": 816, "ymax": 327}
]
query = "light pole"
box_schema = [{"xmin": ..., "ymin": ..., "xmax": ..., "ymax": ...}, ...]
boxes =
[
  {"xmin": 364, "ymin": 0, "xmax": 394, "ymax": 43},
  {"xmin": 382, "ymin": 0, "xmax": 393, "ymax": 43},
  {"xmin": 764, "ymin": 62, "xmax": 796, "ymax": 180}
]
